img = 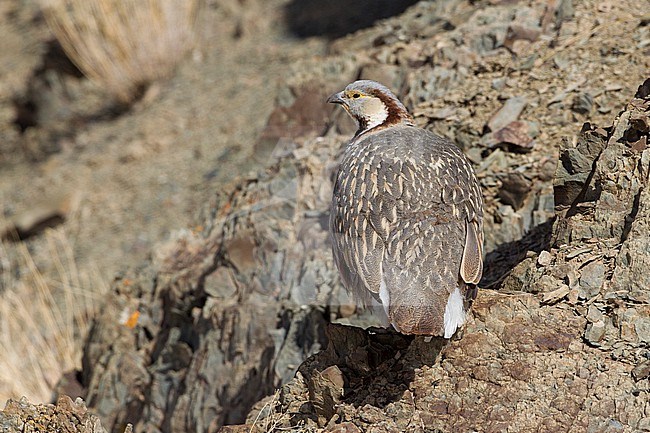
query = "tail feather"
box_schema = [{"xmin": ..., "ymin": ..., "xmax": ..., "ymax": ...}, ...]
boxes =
[{"xmin": 443, "ymin": 287, "xmax": 466, "ymax": 338}]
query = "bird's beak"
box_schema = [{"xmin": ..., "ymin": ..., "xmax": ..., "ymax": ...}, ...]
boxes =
[{"xmin": 327, "ymin": 91, "xmax": 346, "ymax": 106}]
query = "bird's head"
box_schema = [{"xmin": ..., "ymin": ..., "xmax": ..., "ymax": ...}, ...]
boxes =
[{"xmin": 327, "ymin": 80, "xmax": 414, "ymax": 137}]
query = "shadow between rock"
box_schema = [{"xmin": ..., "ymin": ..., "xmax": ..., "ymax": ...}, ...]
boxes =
[
  {"xmin": 296, "ymin": 323, "xmax": 445, "ymax": 425},
  {"xmin": 480, "ymin": 219, "xmax": 554, "ymax": 289}
]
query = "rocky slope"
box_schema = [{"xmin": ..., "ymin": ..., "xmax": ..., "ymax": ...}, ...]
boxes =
[
  {"xmin": 0, "ymin": 0, "xmax": 327, "ymax": 291},
  {"xmin": 237, "ymin": 79, "xmax": 650, "ymax": 433},
  {"xmin": 0, "ymin": 0, "xmax": 324, "ymax": 403},
  {"xmin": 77, "ymin": 0, "xmax": 649, "ymax": 431},
  {"xmin": 1, "ymin": 0, "xmax": 649, "ymax": 432}
]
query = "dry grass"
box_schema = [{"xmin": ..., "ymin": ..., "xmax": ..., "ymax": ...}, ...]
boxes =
[
  {"xmin": 41, "ymin": 0, "xmax": 202, "ymax": 102},
  {"xmin": 248, "ymin": 390, "xmax": 290, "ymax": 433},
  {"xmin": 0, "ymin": 229, "xmax": 107, "ymax": 404}
]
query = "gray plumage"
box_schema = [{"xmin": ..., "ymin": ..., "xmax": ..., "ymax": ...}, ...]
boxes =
[{"xmin": 328, "ymin": 80, "xmax": 484, "ymax": 338}]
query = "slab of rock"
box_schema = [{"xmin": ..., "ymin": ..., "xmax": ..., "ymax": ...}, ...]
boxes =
[
  {"xmin": 492, "ymin": 120, "xmax": 535, "ymax": 151},
  {"xmin": 498, "ymin": 171, "xmax": 532, "ymax": 210},
  {"xmin": 487, "ymin": 97, "xmax": 527, "ymax": 132},
  {"xmin": 571, "ymin": 92, "xmax": 594, "ymax": 114}
]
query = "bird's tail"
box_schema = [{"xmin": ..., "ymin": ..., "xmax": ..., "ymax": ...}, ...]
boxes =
[{"xmin": 385, "ymin": 280, "xmax": 472, "ymax": 338}]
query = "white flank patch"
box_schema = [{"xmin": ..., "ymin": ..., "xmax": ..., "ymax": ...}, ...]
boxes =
[
  {"xmin": 379, "ymin": 277, "xmax": 391, "ymax": 318},
  {"xmin": 443, "ymin": 287, "xmax": 466, "ymax": 338}
]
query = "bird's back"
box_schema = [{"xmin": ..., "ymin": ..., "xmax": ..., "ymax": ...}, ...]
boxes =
[{"xmin": 330, "ymin": 125, "xmax": 483, "ymax": 336}]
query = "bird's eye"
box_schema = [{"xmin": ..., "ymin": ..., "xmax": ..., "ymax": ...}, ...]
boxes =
[{"xmin": 352, "ymin": 93, "xmax": 361, "ymax": 98}]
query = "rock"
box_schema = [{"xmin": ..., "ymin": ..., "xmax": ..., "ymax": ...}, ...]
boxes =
[
  {"xmin": 493, "ymin": 120, "xmax": 535, "ymax": 151},
  {"xmin": 498, "ymin": 172, "xmax": 532, "ymax": 210},
  {"xmin": 541, "ymin": 284, "xmax": 570, "ymax": 305},
  {"xmin": 554, "ymin": 86, "xmax": 649, "ymax": 246},
  {"xmin": 487, "ymin": 97, "xmax": 527, "ymax": 132},
  {"xmin": 586, "ymin": 305, "xmax": 604, "ymax": 323},
  {"xmin": 556, "ymin": 0, "xmax": 575, "ymax": 23},
  {"xmin": 598, "ymin": 81, "xmax": 650, "ymax": 304},
  {"xmin": 255, "ymin": 83, "xmax": 333, "ymax": 162},
  {"xmin": 505, "ymin": 24, "xmax": 541, "ymax": 45},
  {"xmin": 492, "ymin": 77, "xmax": 506, "ymax": 90},
  {"xmin": 537, "ymin": 250, "xmax": 553, "ymax": 267},
  {"xmin": 620, "ymin": 308, "xmax": 641, "ymax": 342},
  {"xmin": 499, "ymin": 257, "xmax": 539, "ymax": 292},
  {"xmin": 631, "ymin": 360, "xmax": 650, "ymax": 381},
  {"xmin": 578, "ymin": 260, "xmax": 605, "ymax": 299},
  {"xmin": 635, "ymin": 315, "xmax": 650, "ymax": 343},
  {"xmin": 610, "ymin": 182, "xmax": 650, "ymax": 304},
  {"xmin": 537, "ymin": 274, "xmax": 562, "ymax": 293},
  {"xmin": 553, "ymin": 128, "xmax": 608, "ymax": 208},
  {"xmin": 308, "ymin": 365, "xmax": 345, "ymax": 426},
  {"xmin": 571, "ymin": 92, "xmax": 594, "ymax": 114},
  {"xmin": 584, "ymin": 320, "xmax": 606, "ymax": 345}
]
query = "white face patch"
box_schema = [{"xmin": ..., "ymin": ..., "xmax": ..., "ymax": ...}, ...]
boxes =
[
  {"xmin": 349, "ymin": 96, "xmax": 389, "ymax": 134},
  {"xmin": 443, "ymin": 287, "xmax": 466, "ymax": 338},
  {"xmin": 361, "ymin": 97, "xmax": 389, "ymax": 131}
]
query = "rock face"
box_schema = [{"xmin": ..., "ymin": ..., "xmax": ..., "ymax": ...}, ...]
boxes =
[
  {"xmin": 511, "ymin": 79, "xmax": 650, "ymax": 352},
  {"xmin": 75, "ymin": 0, "xmax": 650, "ymax": 432},
  {"xmin": 239, "ymin": 79, "xmax": 650, "ymax": 433},
  {"xmin": 82, "ymin": 128, "xmax": 352, "ymax": 431}
]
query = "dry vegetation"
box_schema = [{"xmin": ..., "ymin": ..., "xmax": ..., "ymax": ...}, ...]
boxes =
[
  {"xmin": 41, "ymin": 0, "xmax": 202, "ymax": 102},
  {"xmin": 247, "ymin": 390, "xmax": 295, "ymax": 433},
  {"xmin": 0, "ymin": 229, "xmax": 107, "ymax": 403}
]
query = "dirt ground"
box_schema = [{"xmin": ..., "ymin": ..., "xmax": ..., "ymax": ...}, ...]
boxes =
[{"xmin": 0, "ymin": 0, "xmax": 328, "ymax": 284}]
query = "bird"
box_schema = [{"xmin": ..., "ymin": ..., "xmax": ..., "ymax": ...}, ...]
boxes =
[{"xmin": 327, "ymin": 80, "xmax": 484, "ymax": 338}]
